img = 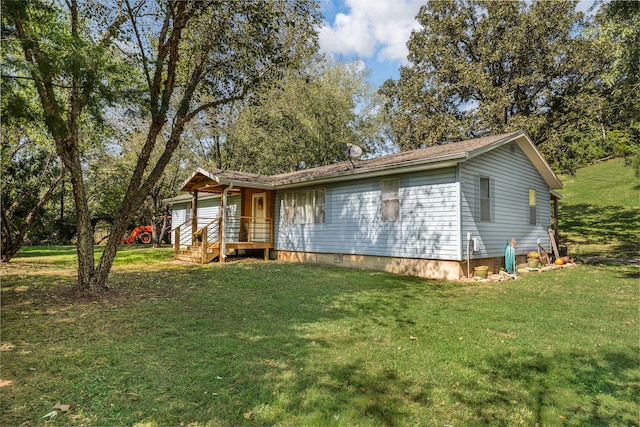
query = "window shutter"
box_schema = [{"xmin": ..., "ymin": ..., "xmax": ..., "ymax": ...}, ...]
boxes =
[
  {"xmin": 529, "ymin": 189, "xmax": 537, "ymax": 226},
  {"xmin": 490, "ymin": 178, "xmax": 496, "ymax": 223},
  {"xmin": 474, "ymin": 175, "xmax": 480, "ymax": 221},
  {"xmin": 479, "ymin": 176, "xmax": 491, "ymax": 222},
  {"xmin": 316, "ymin": 189, "xmax": 326, "ymax": 224}
]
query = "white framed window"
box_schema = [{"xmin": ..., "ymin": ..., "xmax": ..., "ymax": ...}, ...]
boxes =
[
  {"xmin": 529, "ymin": 188, "xmax": 537, "ymax": 225},
  {"xmin": 381, "ymin": 178, "xmax": 400, "ymax": 222},
  {"xmin": 480, "ymin": 176, "xmax": 491, "ymax": 222},
  {"xmin": 282, "ymin": 188, "xmax": 325, "ymax": 225}
]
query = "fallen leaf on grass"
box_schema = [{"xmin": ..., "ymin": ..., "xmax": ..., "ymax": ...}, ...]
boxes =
[
  {"xmin": 243, "ymin": 411, "xmax": 253, "ymax": 419},
  {"xmin": 53, "ymin": 402, "xmax": 70, "ymax": 412}
]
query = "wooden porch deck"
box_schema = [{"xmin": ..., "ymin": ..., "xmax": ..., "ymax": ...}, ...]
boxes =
[
  {"xmin": 173, "ymin": 216, "xmax": 273, "ymax": 264},
  {"xmin": 174, "ymin": 241, "xmax": 273, "ymax": 264}
]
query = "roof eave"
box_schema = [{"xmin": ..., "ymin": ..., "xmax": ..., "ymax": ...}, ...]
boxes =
[
  {"xmin": 179, "ymin": 167, "xmax": 216, "ymax": 192},
  {"xmin": 218, "ymin": 179, "xmax": 274, "ymax": 190},
  {"xmin": 181, "ymin": 168, "xmax": 275, "ymax": 192},
  {"xmin": 513, "ymin": 134, "xmax": 563, "ymax": 190},
  {"xmin": 273, "ymin": 153, "xmax": 468, "ymax": 188},
  {"xmin": 465, "ymin": 131, "xmax": 563, "ymax": 190}
]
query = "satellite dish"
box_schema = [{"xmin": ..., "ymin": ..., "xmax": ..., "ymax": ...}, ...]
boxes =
[
  {"xmin": 342, "ymin": 143, "xmax": 363, "ymax": 159},
  {"xmin": 342, "ymin": 143, "xmax": 363, "ymax": 169}
]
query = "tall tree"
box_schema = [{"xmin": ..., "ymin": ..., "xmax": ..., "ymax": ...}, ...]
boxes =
[
  {"xmin": 2, "ymin": 0, "xmax": 320, "ymax": 290},
  {"xmin": 0, "ymin": 128, "xmax": 65, "ymax": 261},
  {"xmin": 1, "ymin": 39, "xmax": 66, "ymax": 261},
  {"xmin": 594, "ymin": 0, "xmax": 640, "ymax": 175},
  {"xmin": 380, "ymin": 0, "xmax": 605, "ymax": 171},
  {"xmin": 197, "ymin": 59, "xmax": 386, "ymax": 175}
]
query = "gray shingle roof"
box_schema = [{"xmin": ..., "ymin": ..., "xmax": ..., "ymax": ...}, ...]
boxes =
[
  {"xmin": 180, "ymin": 130, "xmax": 561, "ymax": 191},
  {"xmin": 270, "ymin": 131, "xmax": 520, "ymax": 185}
]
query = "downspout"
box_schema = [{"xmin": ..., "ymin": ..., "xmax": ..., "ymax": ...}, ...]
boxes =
[
  {"xmin": 220, "ymin": 184, "xmax": 234, "ymax": 259},
  {"xmin": 466, "ymin": 232, "xmax": 472, "ymax": 278}
]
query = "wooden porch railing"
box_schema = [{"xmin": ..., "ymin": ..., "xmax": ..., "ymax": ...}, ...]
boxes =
[
  {"xmin": 173, "ymin": 216, "xmax": 273, "ymax": 260},
  {"xmin": 224, "ymin": 216, "xmax": 272, "ymax": 244},
  {"xmin": 172, "ymin": 218, "xmax": 193, "ymax": 253}
]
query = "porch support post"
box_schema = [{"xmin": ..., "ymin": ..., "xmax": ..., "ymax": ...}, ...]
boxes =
[
  {"xmin": 201, "ymin": 226, "xmax": 208, "ymax": 264},
  {"xmin": 220, "ymin": 184, "xmax": 233, "ymax": 262},
  {"xmin": 553, "ymin": 196, "xmax": 559, "ymax": 241},
  {"xmin": 192, "ymin": 190, "xmax": 199, "ymax": 240}
]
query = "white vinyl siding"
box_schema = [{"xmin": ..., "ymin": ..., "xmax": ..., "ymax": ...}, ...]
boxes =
[
  {"xmin": 196, "ymin": 197, "xmax": 221, "ymax": 229},
  {"xmin": 169, "ymin": 196, "xmax": 221, "ymax": 242},
  {"xmin": 170, "ymin": 201, "xmax": 190, "ymax": 243},
  {"xmin": 275, "ymin": 168, "xmax": 459, "ymax": 260},
  {"xmin": 460, "ymin": 143, "xmax": 552, "ymax": 258}
]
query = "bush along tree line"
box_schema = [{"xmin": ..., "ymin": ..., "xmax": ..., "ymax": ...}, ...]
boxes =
[{"xmin": 1, "ymin": 0, "xmax": 637, "ymax": 291}]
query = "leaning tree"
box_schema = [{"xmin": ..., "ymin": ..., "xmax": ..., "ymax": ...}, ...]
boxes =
[{"xmin": 2, "ymin": 0, "xmax": 320, "ymax": 290}]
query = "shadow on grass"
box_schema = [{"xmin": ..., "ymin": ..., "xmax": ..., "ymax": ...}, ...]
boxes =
[
  {"xmin": 2, "ymin": 261, "xmax": 638, "ymax": 426},
  {"xmin": 9, "ymin": 245, "xmax": 84, "ymax": 258},
  {"xmin": 618, "ymin": 269, "xmax": 640, "ymax": 279},
  {"xmin": 559, "ymin": 204, "xmax": 640, "ymax": 257},
  {"xmin": 456, "ymin": 349, "xmax": 639, "ymax": 425},
  {"xmin": 0, "ymin": 262, "xmax": 430, "ymax": 426}
]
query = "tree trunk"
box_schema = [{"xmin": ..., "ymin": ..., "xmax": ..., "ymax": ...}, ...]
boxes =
[
  {"xmin": 88, "ymin": 120, "xmax": 171, "ymax": 289},
  {"xmin": 1, "ymin": 210, "xmax": 20, "ymax": 263},
  {"xmin": 151, "ymin": 221, "xmax": 161, "ymax": 248},
  {"xmin": 150, "ymin": 185, "xmax": 166, "ymax": 248},
  {"xmin": 67, "ymin": 151, "xmax": 97, "ymax": 290},
  {"xmin": 1, "ymin": 169, "xmax": 65, "ymax": 263}
]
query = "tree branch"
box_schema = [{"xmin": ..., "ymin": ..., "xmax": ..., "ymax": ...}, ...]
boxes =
[
  {"xmin": 124, "ymin": 0, "xmax": 152, "ymax": 91},
  {"xmin": 1, "ymin": 74, "xmax": 73, "ymax": 89}
]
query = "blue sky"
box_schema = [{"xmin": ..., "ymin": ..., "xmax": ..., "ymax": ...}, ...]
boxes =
[
  {"xmin": 318, "ymin": 0, "xmax": 423, "ymax": 87},
  {"xmin": 318, "ymin": 0, "xmax": 600, "ymax": 88}
]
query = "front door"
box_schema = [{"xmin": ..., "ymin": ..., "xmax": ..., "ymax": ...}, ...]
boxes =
[{"xmin": 252, "ymin": 193, "xmax": 268, "ymax": 242}]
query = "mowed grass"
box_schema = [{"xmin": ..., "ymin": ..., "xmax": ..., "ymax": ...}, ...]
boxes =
[
  {"xmin": 1, "ymin": 246, "xmax": 638, "ymax": 426},
  {"xmin": 558, "ymin": 158, "xmax": 639, "ymax": 258}
]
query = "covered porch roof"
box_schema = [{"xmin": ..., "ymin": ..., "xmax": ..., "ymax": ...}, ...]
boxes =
[{"xmin": 180, "ymin": 168, "xmax": 275, "ymax": 194}]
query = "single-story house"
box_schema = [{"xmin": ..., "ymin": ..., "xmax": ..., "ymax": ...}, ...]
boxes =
[{"xmin": 165, "ymin": 131, "xmax": 562, "ymax": 280}]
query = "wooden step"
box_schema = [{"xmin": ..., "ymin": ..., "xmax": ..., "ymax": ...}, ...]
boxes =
[
  {"xmin": 174, "ymin": 248, "xmax": 220, "ymax": 264},
  {"xmin": 174, "ymin": 253, "xmax": 204, "ymax": 263},
  {"xmin": 184, "ymin": 246, "xmax": 220, "ymax": 254}
]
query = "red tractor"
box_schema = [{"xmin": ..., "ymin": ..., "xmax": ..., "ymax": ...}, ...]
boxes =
[
  {"xmin": 122, "ymin": 222, "xmax": 172, "ymax": 245},
  {"xmin": 122, "ymin": 226, "xmax": 155, "ymax": 244}
]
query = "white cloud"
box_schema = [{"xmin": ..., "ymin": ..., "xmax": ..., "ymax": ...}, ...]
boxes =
[{"xmin": 319, "ymin": 0, "xmax": 423, "ymax": 64}]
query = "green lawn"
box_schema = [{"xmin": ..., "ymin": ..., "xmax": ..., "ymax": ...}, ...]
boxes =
[
  {"xmin": 558, "ymin": 158, "xmax": 639, "ymax": 258},
  {"xmin": 1, "ymin": 246, "xmax": 638, "ymax": 426}
]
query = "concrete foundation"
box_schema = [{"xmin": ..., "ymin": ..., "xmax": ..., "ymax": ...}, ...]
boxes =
[{"xmin": 274, "ymin": 250, "xmax": 531, "ymax": 281}]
